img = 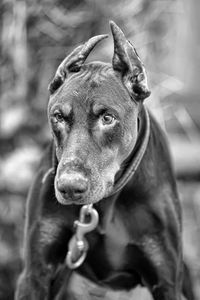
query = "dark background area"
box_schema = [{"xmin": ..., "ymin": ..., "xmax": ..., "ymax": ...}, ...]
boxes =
[{"xmin": 0, "ymin": 0, "xmax": 200, "ymax": 299}]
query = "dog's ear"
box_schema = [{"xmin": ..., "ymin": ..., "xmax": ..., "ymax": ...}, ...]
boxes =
[
  {"xmin": 49, "ymin": 34, "xmax": 108, "ymax": 94},
  {"xmin": 110, "ymin": 21, "xmax": 150, "ymax": 101}
]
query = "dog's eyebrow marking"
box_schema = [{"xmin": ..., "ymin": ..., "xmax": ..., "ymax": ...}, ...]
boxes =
[
  {"xmin": 51, "ymin": 103, "xmax": 72, "ymax": 117},
  {"xmin": 92, "ymin": 104, "xmax": 107, "ymax": 116},
  {"xmin": 92, "ymin": 103, "xmax": 119, "ymax": 117},
  {"xmin": 61, "ymin": 104, "xmax": 73, "ymax": 119}
]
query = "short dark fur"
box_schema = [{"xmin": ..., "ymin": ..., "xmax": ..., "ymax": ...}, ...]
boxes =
[{"xmin": 15, "ymin": 22, "xmax": 194, "ymax": 300}]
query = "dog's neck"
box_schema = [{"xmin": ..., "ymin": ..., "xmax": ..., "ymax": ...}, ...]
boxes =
[{"xmin": 110, "ymin": 104, "xmax": 150, "ymax": 196}]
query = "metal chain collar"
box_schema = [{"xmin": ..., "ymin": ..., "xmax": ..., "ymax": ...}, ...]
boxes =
[{"xmin": 66, "ymin": 204, "xmax": 99, "ymax": 269}]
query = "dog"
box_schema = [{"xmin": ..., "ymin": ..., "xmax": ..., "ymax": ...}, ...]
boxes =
[{"xmin": 15, "ymin": 21, "xmax": 194, "ymax": 300}]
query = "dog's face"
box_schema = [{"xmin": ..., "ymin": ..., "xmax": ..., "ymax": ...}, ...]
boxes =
[
  {"xmin": 48, "ymin": 22, "xmax": 150, "ymax": 205},
  {"xmin": 49, "ymin": 65, "xmax": 139, "ymax": 205}
]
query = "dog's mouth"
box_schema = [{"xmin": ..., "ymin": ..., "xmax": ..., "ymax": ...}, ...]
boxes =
[{"xmin": 55, "ymin": 187, "xmax": 88, "ymax": 205}]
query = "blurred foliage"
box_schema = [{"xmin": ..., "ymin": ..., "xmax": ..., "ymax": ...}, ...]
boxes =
[{"xmin": 0, "ymin": 0, "xmax": 200, "ymax": 299}]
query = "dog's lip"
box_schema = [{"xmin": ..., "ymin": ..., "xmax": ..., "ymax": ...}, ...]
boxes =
[{"xmin": 55, "ymin": 189, "xmax": 88, "ymax": 205}]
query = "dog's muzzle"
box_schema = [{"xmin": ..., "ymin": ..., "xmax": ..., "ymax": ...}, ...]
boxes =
[{"xmin": 56, "ymin": 158, "xmax": 89, "ymax": 201}]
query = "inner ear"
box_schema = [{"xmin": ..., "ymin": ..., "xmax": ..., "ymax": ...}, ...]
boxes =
[{"xmin": 110, "ymin": 21, "xmax": 151, "ymax": 101}]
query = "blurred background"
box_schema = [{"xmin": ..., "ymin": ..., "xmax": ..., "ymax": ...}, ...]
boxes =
[{"xmin": 0, "ymin": 0, "xmax": 200, "ymax": 299}]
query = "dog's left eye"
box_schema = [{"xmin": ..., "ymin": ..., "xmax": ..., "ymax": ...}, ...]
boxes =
[{"xmin": 101, "ymin": 114, "xmax": 116, "ymax": 126}]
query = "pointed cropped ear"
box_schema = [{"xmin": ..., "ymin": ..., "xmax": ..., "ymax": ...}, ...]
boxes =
[
  {"xmin": 48, "ymin": 34, "xmax": 108, "ymax": 94},
  {"xmin": 110, "ymin": 21, "xmax": 150, "ymax": 101}
]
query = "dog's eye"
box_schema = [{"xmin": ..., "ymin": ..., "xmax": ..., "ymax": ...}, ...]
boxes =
[
  {"xmin": 101, "ymin": 114, "xmax": 116, "ymax": 126},
  {"xmin": 53, "ymin": 111, "xmax": 64, "ymax": 123}
]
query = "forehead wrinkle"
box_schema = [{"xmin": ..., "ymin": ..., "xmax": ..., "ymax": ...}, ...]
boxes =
[
  {"xmin": 49, "ymin": 63, "xmax": 133, "ymax": 115},
  {"xmin": 88, "ymin": 81, "xmax": 132, "ymax": 116}
]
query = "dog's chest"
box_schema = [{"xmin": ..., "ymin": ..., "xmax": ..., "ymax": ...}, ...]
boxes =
[
  {"xmin": 81, "ymin": 211, "xmax": 141, "ymax": 290},
  {"xmin": 103, "ymin": 214, "xmax": 130, "ymax": 269},
  {"xmin": 83, "ymin": 211, "xmax": 129, "ymax": 268}
]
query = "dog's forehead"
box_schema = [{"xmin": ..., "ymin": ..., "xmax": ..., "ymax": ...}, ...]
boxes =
[{"xmin": 49, "ymin": 63, "xmax": 132, "ymax": 112}]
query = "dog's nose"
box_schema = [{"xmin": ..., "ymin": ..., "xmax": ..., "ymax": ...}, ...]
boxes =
[{"xmin": 57, "ymin": 173, "xmax": 88, "ymax": 198}]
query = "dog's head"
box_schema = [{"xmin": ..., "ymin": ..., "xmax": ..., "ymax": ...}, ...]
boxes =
[{"xmin": 48, "ymin": 21, "xmax": 150, "ymax": 205}]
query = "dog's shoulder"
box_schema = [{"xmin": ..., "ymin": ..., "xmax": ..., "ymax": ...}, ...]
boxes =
[
  {"xmin": 24, "ymin": 141, "xmax": 55, "ymax": 226},
  {"xmin": 133, "ymin": 109, "xmax": 178, "ymax": 197}
]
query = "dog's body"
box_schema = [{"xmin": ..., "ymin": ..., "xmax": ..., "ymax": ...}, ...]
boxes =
[{"xmin": 16, "ymin": 22, "xmax": 194, "ymax": 300}]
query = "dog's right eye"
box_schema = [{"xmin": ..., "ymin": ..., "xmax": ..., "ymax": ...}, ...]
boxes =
[{"xmin": 53, "ymin": 111, "xmax": 64, "ymax": 123}]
